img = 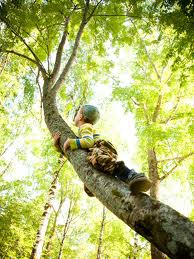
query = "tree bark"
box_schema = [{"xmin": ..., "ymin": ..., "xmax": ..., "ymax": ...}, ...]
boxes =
[
  {"xmin": 43, "ymin": 196, "xmax": 66, "ymax": 258},
  {"xmin": 148, "ymin": 148, "xmax": 160, "ymax": 200},
  {"xmin": 30, "ymin": 170, "xmax": 59, "ymax": 259},
  {"xmin": 42, "ymin": 91, "xmax": 194, "ymax": 259},
  {"xmin": 57, "ymin": 200, "xmax": 72, "ymax": 259},
  {"xmin": 96, "ymin": 206, "xmax": 106, "ymax": 259},
  {"xmin": 148, "ymin": 148, "xmax": 167, "ymax": 259}
]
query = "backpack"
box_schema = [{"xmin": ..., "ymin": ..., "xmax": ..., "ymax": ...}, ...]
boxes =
[{"xmin": 87, "ymin": 139, "xmax": 118, "ymax": 174}]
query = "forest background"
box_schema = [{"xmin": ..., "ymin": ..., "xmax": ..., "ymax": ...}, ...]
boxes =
[{"xmin": 0, "ymin": 0, "xmax": 193, "ymax": 258}]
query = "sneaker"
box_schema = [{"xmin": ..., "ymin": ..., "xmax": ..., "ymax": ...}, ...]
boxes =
[
  {"xmin": 113, "ymin": 162, "xmax": 152, "ymax": 194},
  {"xmin": 124, "ymin": 170, "xmax": 152, "ymax": 194}
]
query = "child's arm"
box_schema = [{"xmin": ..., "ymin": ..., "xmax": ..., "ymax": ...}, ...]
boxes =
[{"xmin": 66, "ymin": 124, "xmax": 94, "ymax": 151}]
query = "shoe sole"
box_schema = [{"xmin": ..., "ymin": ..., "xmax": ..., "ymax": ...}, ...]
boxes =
[{"xmin": 128, "ymin": 178, "xmax": 152, "ymax": 194}]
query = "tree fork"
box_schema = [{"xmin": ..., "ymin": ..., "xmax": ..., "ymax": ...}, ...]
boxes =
[{"xmin": 43, "ymin": 92, "xmax": 194, "ymax": 259}]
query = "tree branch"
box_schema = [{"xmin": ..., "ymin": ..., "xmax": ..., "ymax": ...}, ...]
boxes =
[
  {"xmin": 2, "ymin": 50, "xmax": 39, "ymax": 66},
  {"xmin": 14, "ymin": 34, "xmax": 46, "ymax": 77},
  {"xmin": 152, "ymin": 94, "xmax": 162, "ymax": 122},
  {"xmin": 130, "ymin": 19, "xmax": 161, "ymax": 82},
  {"xmin": 93, "ymin": 13, "xmax": 142, "ymax": 18},
  {"xmin": 158, "ymin": 152, "xmax": 194, "ymax": 164},
  {"xmin": 0, "ymin": 161, "xmax": 12, "ymax": 177},
  {"xmin": 164, "ymin": 96, "xmax": 181, "ymax": 124},
  {"xmin": 86, "ymin": 0, "xmax": 104, "ymax": 21},
  {"xmin": 0, "ymin": 53, "xmax": 8, "ymax": 76},
  {"xmin": 50, "ymin": 15, "xmax": 72, "ymax": 85},
  {"xmin": 52, "ymin": 0, "xmax": 92, "ymax": 93},
  {"xmin": 160, "ymin": 152, "xmax": 194, "ymax": 181},
  {"xmin": 130, "ymin": 97, "xmax": 140, "ymax": 106},
  {"xmin": 142, "ymin": 103, "xmax": 150, "ymax": 125},
  {"xmin": 1, "ymin": 18, "xmax": 47, "ymax": 79},
  {"xmin": 0, "ymin": 140, "xmax": 15, "ymax": 157}
]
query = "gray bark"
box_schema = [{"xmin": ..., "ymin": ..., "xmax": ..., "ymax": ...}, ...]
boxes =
[
  {"xmin": 58, "ymin": 200, "xmax": 72, "ymax": 259},
  {"xmin": 43, "ymin": 196, "xmax": 66, "ymax": 258},
  {"xmin": 96, "ymin": 206, "xmax": 106, "ymax": 259},
  {"xmin": 42, "ymin": 90, "xmax": 194, "ymax": 259},
  {"xmin": 148, "ymin": 148, "xmax": 167, "ymax": 259},
  {"xmin": 30, "ymin": 170, "xmax": 59, "ymax": 259}
]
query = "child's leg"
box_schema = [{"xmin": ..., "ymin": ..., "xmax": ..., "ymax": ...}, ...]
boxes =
[{"xmin": 113, "ymin": 161, "xmax": 152, "ymax": 194}]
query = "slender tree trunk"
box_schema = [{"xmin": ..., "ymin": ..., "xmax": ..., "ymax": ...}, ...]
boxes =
[
  {"xmin": 30, "ymin": 170, "xmax": 59, "ymax": 259},
  {"xmin": 42, "ymin": 90, "xmax": 194, "ymax": 259},
  {"xmin": 58, "ymin": 200, "xmax": 72, "ymax": 259},
  {"xmin": 43, "ymin": 214, "xmax": 57, "ymax": 258},
  {"xmin": 96, "ymin": 206, "xmax": 106, "ymax": 259},
  {"xmin": 43, "ymin": 197, "xmax": 65, "ymax": 258},
  {"xmin": 148, "ymin": 148, "xmax": 167, "ymax": 259},
  {"xmin": 148, "ymin": 148, "xmax": 160, "ymax": 200}
]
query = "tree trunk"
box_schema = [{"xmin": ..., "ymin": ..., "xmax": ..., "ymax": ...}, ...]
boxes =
[
  {"xmin": 148, "ymin": 148, "xmax": 167, "ymax": 259},
  {"xmin": 30, "ymin": 170, "xmax": 59, "ymax": 259},
  {"xmin": 96, "ymin": 206, "xmax": 106, "ymax": 259},
  {"xmin": 43, "ymin": 196, "xmax": 66, "ymax": 258},
  {"xmin": 151, "ymin": 246, "xmax": 167, "ymax": 259},
  {"xmin": 42, "ymin": 89, "xmax": 194, "ymax": 259},
  {"xmin": 58, "ymin": 200, "xmax": 72, "ymax": 259},
  {"xmin": 148, "ymin": 148, "xmax": 160, "ymax": 200}
]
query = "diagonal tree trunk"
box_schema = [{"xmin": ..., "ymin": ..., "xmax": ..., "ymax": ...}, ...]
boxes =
[
  {"xmin": 42, "ymin": 88, "xmax": 194, "ymax": 259},
  {"xmin": 5, "ymin": 1, "xmax": 194, "ymax": 256},
  {"xmin": 96, "ymin": 206, "xmax": 106, "ymax": 259},
  {"xmin": 30, "ymin": 169, "xmax": 61, "ymax": 259}
]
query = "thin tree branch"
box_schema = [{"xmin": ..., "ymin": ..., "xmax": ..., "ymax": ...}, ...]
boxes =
[
  {"xmin": 22, "ymin": 27, "xmax": 48, "ymax": 56},
  {"xmin": 158, "ymin": 152, "xmax": 194, "ymax": 164},
  {"xmin": 130, "ymin": 19, "xmax": 161, "ymax": 82},
  {"xmin": 1, "ymin": 50, "xmax": 38, "ymax": 66},
  {"xmin": 93, "ymin": 14, "xmax": 142, "ymax": 18},
  {"xmin": 164, "ymin": 96, "xmax": 181, "ymax": 124},
  {"xmin": 152, "ymin": 94, "xmax": 162, "ymax": 122},
  {"xmin": 0, "ymin": 161, "xmax": 12, "ymax": 177},
  {"xmin": 87, "ymin": 0, "xmax": 104, "ymax": 21},
  {"xmin": 51, "ymin": 15, "xmax": 72, "ymax": 84},
  {"xmin": 52, "ymin": 0, "xmax": 91, "ymax": 93},
  {"xmin": 165, "ymin": 71, "xmax": 173, "ymax": 84},
  {"xmin": 130, "ymin": 97, "xmax": 140, "ymax": 106},
  {"xmin": 160, "ymin": 164, "xmax": 179, "ymax": 181},
  {"xmin": 160, "ymin": 152, "xmax": 194, "ymax": 181},
  {"xmin": 1, "ymin": 18, "xmax": 47, "ymax": 78},
  {"xmin": 160, "ymin": 65, "xmax": 166, "ymax": 81},
  {"xmin": 96, "ymin": 206, "xmax": 106, "ymax": 259},
  {"xmin": 0, "ymin": 53, "xmax": 8, "ymax": 76},
  {"xmin": 12, "ymin": 32, "xmax": 47, "ymax": 78},
  {"xmin": 142, "ymin": 103, "xmax": 150, "ymax": 125},
  {"xmin": 0, "ymin": 140, "xmax": 15, "ymax": 157}
]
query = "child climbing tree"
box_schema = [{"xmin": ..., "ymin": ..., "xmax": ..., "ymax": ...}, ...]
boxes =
[{"xmin": 1, "ymin": 1, "xmax": 194, "ymax": 258}]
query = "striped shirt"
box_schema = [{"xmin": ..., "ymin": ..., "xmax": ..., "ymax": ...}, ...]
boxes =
[{"xmin": 68, "ymin": 123, "xmax": 101, "ymax": 150}]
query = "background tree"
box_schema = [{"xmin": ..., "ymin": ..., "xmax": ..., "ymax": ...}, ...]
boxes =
[{"xmin": 112, "ymin": 14, "xmax": 193, "ymax": 259}]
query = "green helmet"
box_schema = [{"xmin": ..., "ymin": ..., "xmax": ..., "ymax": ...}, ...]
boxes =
[{"xmin": 82, "ymin": 104, "xmax": 100, "ymax": 124}]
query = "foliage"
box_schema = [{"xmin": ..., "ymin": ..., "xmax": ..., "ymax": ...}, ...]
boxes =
[{"xmin": 0, "ymin": 0, "xmax": 193, "ymax": 258}]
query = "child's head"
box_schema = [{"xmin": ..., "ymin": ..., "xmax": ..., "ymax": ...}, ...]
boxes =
[{"xmin": 74, "ymin": 105, "xmax": 100, "ymax": 126}]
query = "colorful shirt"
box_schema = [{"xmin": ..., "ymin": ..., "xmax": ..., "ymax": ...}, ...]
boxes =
[{"xmin": 68, "ymin": 123, "xmax": 101, "ymax": 150}]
